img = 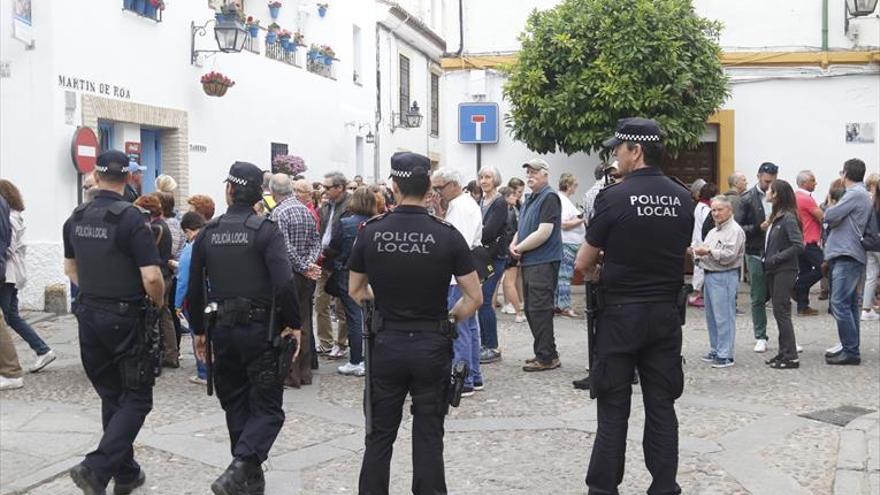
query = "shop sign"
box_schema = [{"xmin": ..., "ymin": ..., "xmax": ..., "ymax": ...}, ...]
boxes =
[{"xmin": 58, "ymin": 75, "xmax": 131, "ymax": 99}]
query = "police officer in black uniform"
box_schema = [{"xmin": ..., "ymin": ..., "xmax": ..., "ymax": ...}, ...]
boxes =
[
  {"xmin": 187, "ymin": 162, "xmax": 302, "ymax": 495},
  {"xmin": 348, "ymin": 152, "xmax": 483, "ymax": 495},
  {"xmin": 63, "ymin": 150, "xmax": 164, "ymax": 495},
  {"xmin": 577, "ymin": 118, "xmax": 693, "ymax": 495}
]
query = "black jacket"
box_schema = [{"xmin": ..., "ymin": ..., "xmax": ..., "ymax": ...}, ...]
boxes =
[
  {"xmin": 763, "ymin": 211, "xmax": 804, "ymax": 273},
  {"xmin": 735, "ymin": 186, "xmax": 768, "ymax": 255},
  {"xmin": 0, "ymin": 196, "xmax": 9, "ymax": 284},
  {"xmin": 481, "ymin": 196, "xmax": 509, "ymax": 258}
]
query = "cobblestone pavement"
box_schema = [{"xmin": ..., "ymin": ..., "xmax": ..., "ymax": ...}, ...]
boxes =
[{"xmin": 1, "ymin": 286, "xmax": 878, "ymax": 494}]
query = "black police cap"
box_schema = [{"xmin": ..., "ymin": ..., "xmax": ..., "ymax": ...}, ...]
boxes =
[
  {"xmin": 95, "ymin": 150, "xmax": 131, "ymax": 176},
  {"xmin": 602, "ymin": 117, "xmax": 664, "ymax": 148},
  {"xmin": 224, "ymin": 161, "xmax": 263, "ymax": 188},
  {"xmin": 389, "ymin": 152, "xmax": 430, "ymax": 179}
]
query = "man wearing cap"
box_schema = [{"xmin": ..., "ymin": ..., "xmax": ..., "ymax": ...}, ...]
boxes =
[
  {"xmin": 186, "ymin": 162, "xmax": 302, "ymax": 495},
  {"xmin": 63, "ymin": 150, "xmax": 165, "ymax": 495},
  {"xmin": 735, "ymin": 161, "xmax": 779, "ymax": 353},
  {"xmin": 576, "ymin": 117, "xmax": 693, "ymax": 494},
  {"xmin": 349, "ymin": 152, "xmax": 482, "ymax": 494},
  {"xmin": 509, "ymin": 158, "xmax": 563, "ymax": 372},
  {"xmin": 123, "ymin": 161, "xmax": 146, "ymax": 203}
]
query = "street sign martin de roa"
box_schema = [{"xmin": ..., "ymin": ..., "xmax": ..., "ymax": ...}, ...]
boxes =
[{"xmin": 458, "ymin": 102, "xmax": 499, "ymax": 144}]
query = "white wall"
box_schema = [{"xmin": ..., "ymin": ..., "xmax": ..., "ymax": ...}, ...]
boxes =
[{"xmin": 442, "ymin": 0, "xmax": 879, "ymax": 53}]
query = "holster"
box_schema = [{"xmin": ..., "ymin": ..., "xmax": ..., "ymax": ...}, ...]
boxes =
[
  {"xmin": 447, "ymin": 360, "xmax": 469, "ymax": 408},
  {"xmin": 676, "ymin": 284, "xmax": 693, "ymax": 326},
  {"xmin": 120, "ymin": 301, "xmax": 161, "ymax": 390},
  {"xmin": 276, "ymin": 336, "xmax": 297, "ymax": 380}
]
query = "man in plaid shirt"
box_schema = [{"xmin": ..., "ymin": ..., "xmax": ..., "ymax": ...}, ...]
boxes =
[{"xmin": 270, "ymin": 174, "xmax": 321, "ymax": 387}]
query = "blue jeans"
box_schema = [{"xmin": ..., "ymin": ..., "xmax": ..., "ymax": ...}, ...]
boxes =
[
  {"xmin": 478, "ymin": 257, "xmax": 507, "ymax": 350},
  {"xmin": 830, "ymin": 257, "xmax": 864, "ymax": 358},
  {"xmin": 555, "ymin": 243, "xmax": 579, "ymax": 309},
  {"xmin": 337, "ymin": 270, "xmax": 363, "ymax": 365},
  {"xmin": 448, "ymin": 285, "xmax": 482, "ymax": 388},
  {"xmin": 0, "ymin": 284, "xmax": 50, "ymax": 355},
  {"xmin": 182, "ymin": 309, "xmax": 207, "ymax": 380},
  {"xmin": 703, "ymin": 270, "xmax": 739, "ymax": 360}
]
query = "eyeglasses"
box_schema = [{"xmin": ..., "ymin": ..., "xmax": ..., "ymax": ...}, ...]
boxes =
[
  {"xmin": 347, "ymin": 186, "xmax": 358, "ymax": 191},
  {"xmin": 433, "ymin": 182, "xmax": 450, "ymax": 193}
]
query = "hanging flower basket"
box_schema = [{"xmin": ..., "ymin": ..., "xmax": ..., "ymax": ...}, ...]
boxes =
[
  {"xmin": 268, "ymin": 1, "xmax": 282, "ymax": 19},
  {"xmin": 272, "ymin": 154, "xmax": 307, "ymax": 176},
  {"xmin": 200, "ymin": 71, "xmax": 235, "ymax": 98}
]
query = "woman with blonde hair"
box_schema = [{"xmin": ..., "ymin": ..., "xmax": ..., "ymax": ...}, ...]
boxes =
[{"xmin": 155, "ymin": 174, "xmax": 177, "ymax": 193}]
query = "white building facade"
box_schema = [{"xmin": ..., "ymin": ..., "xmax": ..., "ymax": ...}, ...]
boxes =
[
  {"xmin": 0, "ymin": 0, "xmax": 444, "ymax": 309},
  {"xmin": 438, "ymin": 0, "xmax": 880, "ymax": 204}
]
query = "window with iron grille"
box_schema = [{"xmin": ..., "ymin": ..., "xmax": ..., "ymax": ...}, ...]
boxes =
[
  {"xmin": 122, "ymin": 0, "xmax": 163, "ymax": 22},
  {"xmin": 430, "ymin": 73, "xmax": 439, "ymax": 137},
  {"xmin": 398, "ymin": 54, "xmax": 410, "ymax": 126}
]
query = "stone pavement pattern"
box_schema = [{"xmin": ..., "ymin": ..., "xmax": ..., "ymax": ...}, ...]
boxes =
[{"xmin": 1, "ymin": 289, "xmax": 878, "ymax": 494}]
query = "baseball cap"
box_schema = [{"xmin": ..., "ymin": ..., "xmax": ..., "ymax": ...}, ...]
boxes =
[
  {"xmin": 389, "ymin": 152, "xmax": 430, "ymax": 179},
  {"xmin": 603, "ymin": 117, "xmax": 664, "ymax": 148},
  {"xmin": 522, "ymin": 158, "xmax": 550, "ymax": 171},
  {"xmin": 224, "ymin": 161, "xmax": 263, "ymax": 188},
  {"xmin": 127, "ymin": 161, "xmax": 147, "ymax": 174},
  {"xmin": 758, "ymin": 162, "xmax": 779, "ymax": 175},
  {"xmin": 95, "ymin": 150, "xmax": 131, "ymax": 176}
]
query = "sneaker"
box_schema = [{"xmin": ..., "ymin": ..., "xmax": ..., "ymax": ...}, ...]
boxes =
[
  {"xmin": 501, "ymin": 303, "xmax": 516, "ymax": 315},
  {"xmin": 0, "ymin": 376, "xmax": 24, "ymax": 391},
  {"xmin": 316, "ymin": 344, "xmax": 332, "ymax": 354},
  {"xmin": 337, "ymin": 362, "xmax": 365, "ymax": 376},
  {"xmin": 798, "ymin": 307, "xmax": 819, "ymax": 316},
  {"xmin": 523, "ymin": 358, "xmax": 561, "ymax": 372},
  {"xmin": 700, "ymin": 352, "xmax": 717, "ymax": 363},
  {"xmin": 796, "ymin": 345, "xmax": 803, "ymax": 353},
  {"xmin": 711, "ymin": 357, "xmax": 735, "ymax": 369},
  {"xmin": 825, "ymin": 343, "xmax": 843, "ymax": 357},
  {"xmin": 189, "ymin": 375, "xmax": 207, "ymax": 385},
  {"xmin": 514, "ymin": 314, "xmax": 526, "ymax": 323},
  {"xmin": 461, "ymin": 386, "xmax": 475, "ymax": 397},
  {"xmin": 480, "ymin": 348, "xmax": 502, "ymax": 364},
  {"xmin": 753, "ymin": 339, "xmax": 768, "ymax": 353},
  {"xmin": 30, "ymin": 350, "xmax": 56, "ymax": 373},
  {"xmin": 861, "ymin": 310, "xmax": 880, "ymax": 321},
  {"xmin": 473, "ymin": 381, "xmax": 484, "ymax": 391},
  {"xmin": 328, "ymin": 345, "xmax": 348, "ymax": 360}
]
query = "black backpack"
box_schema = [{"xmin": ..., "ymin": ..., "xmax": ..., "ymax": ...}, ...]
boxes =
[{"xmin": 861, "ymin": 208, "xmax": 880, "ymax": 252}]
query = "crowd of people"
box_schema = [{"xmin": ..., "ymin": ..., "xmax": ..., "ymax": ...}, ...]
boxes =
[
  {"xmin": 0, "ymin": 155, "xmax": 877, "ymax": 390},
  {"xmin": 689, "ymin": 159, "xmax": 880, "ymax": 369}
]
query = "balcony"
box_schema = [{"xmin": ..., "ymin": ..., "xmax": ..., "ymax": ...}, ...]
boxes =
[
  {"xmin": 306, "ymin": 53, "xmax": 337, "ymax": 80},
  {"xmin": 122, "ymin": 0, "xmax": 162, "ymax": 22},
  {"xmin": 265, "ymin": 42, "xmax": 301, "ymax": 67}
]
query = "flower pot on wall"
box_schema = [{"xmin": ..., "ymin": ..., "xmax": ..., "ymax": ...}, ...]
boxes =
[
  {"xmin": 134, "ymin": 0, "xmax": 146, "ymax": 14},
  {"xmin": 248, "ymin": 25, "xmax": 259, "ymax": 37},
  {"xmin": 266, "ymin": 32, "xmax": 277, "ymax": 44},
  {"xmin": 318, "ymin": 6, "xmax": 327, "ymax": 17},
  {"xmin": 269, "ymin": 5, "xmax": 280, "ymax": 19},
  {"xmin": 124, "ymin": 0, "xmax": 136, "ymax": 10}
]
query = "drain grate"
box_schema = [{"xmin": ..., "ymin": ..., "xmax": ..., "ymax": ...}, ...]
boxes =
[{"xmin": 799, "ymin": 405, "xmax": 876, "ymax": 427}]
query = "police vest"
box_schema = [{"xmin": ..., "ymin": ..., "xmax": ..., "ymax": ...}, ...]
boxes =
[
  {"xmin": 203, "ymin": 210, "xmax": 273, "ymax": 300},
  {"xmin": 70, "ymin": 201, "xmax": 144, "ymax": 300}
]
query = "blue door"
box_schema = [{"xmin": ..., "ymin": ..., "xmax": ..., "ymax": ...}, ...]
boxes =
[{"xmin": 140, "ymin": 129, "xmax": 161, "ymax": 193}]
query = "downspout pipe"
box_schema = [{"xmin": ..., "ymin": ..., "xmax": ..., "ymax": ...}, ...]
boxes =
[
  {"xmin": 822, "ymin": 0, "xmax": 829, "ymax": 51},
  {"xmin": 455, "ymin": 0, "xmax": 464, "ymax": 56}
]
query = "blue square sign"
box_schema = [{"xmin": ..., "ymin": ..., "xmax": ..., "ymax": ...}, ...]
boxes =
[{"xmin": 458, "ymin": 102, "xmax": 499, "ymax": 144}]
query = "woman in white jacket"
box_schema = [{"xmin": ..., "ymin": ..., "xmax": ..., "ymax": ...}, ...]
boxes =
[{"xmin": 0, "ymin": 180, "xmax": 55, "ymax": 372}]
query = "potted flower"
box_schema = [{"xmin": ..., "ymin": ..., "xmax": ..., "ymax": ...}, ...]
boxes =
[
  {"xmin": 149, "ymin": 0, "xmax": 165, "ymax": 9},
  {"xmin": 266, "ymin": 22, "xmax": 280, "ymax": 44},
  {"xmin": 272, "ymin": 154, "xmax": 307, "ymax": 176},
  {"xmin": 246, "ymin": 17, "xmax": 260, "ymax": 38},
  {"xmin": 307, "ymin": 43, "xmax": 322, "ymax": 62},
  {"xmin": 293, "ymin": 31, "xmax": 305, "ymax": 47},
  {"xmin": 200, "ymin": 71, "xmax": 235, "ymax": 97},
  {"xmin": 268, "ymin": 1, "xmax": 282, "ymax": 19},
  {"xmin": 321, "ymin": 45, "xmax": 336, "ymax": 65},
  {"xmin": 217, "ymin": 3, "xmax": 244, "ymax": 23},
  {"xmin": 278, "ymin": 29, "xmax": 292, "ymax": 51},
  {"xmin": 317, "ymin": 3, "xmax": 328, "ymax": 18}
]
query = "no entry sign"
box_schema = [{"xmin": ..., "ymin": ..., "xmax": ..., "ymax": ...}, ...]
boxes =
[{"xmin": 70, "ymin": 126, "xmax": 99, "ymax": 174}]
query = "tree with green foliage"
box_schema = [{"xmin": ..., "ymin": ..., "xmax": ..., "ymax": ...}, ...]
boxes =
[{"xmin": 503, "ymin": 0, "xmax": 728, "ymax": 157}]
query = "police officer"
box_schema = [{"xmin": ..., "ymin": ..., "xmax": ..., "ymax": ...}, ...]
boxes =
[
  {"xmin": 63, "ymin": 150, "xmax": 164, "ymax": 495},
  {"xmin": 576, "ymin": 118, "xmax": 693, "ymax": 494},
  {"xmin": 187, "ymin": 162, "xmax": 302, "ymax": 495},
  {"xmin": 349, "ymin": 152, "xmax": 482, "ymax": 494}
]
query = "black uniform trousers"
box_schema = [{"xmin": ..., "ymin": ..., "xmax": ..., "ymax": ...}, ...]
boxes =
[
  {"xmin": 359, "ymin": 330, "xmax": 451, "ymax": 495},
  {"xmin": 586, "ymin": 302, "xmax": 684, "ymax": 495},
  {"xmin": 212, "ymin": 321, "xmax": 285, "ymax": 463},
  {"xmin": 74, "ymin": 304, "xmax": 153, "ymax": 488}
]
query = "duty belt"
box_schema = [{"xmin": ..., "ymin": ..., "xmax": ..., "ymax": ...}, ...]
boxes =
[
  {"xmin": 601, "ymin": 293, "xmax": 677, "ymax": 306},
  {"xmin": 381, "ymin": 319, "xmax": 448, "ymax": 333},
  {"xmin": 77, "ymin": 294, "xmax": 143, "ymax": 317},
  {"xmin": 216, "ymin": 298, "xmax": 271, "ymax": 325}
]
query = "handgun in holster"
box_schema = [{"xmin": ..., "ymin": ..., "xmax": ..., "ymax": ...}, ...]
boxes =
[
  {"xmin": 677, "ymin": 284, "xmax": 694, "ymax": 325},
  {"xmin": 448, "ymin": 360, "xmax": 469, "ymax": 408},
  {"xmin": 203, "ymin": 301, "xmax": 218, "ymax": 396}
]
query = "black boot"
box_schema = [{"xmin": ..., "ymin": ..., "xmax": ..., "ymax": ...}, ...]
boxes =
[
  {"xmin": 572, "ymin": 374, "xmax": 592, "ymax": 390},
  {"xmin": 246, "ymin": 463, "xmax": 265, "ymax": 495},
  {"xmin": 70, "ymin": 463, "xmax": 107, "ymax": 495},
  {"xmin": 211, "ymin": 459, "xmax": 252, "ymax": 495},
  {"xmin": 113, "ymin": 470, "xmax": 146, "ymax": 495}
]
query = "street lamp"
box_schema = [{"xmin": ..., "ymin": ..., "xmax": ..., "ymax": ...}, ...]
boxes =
[
  {"xmin": 845, "ymin": 0, "xmax": 879, "ymax": 34},
  {"xmin": 365, "ymin": 131, "xmax": 375, "ymax": 144},
  {"xmin": 392, "ymin": 101, "xmax": 424, "ymax": 130},
  {"xmin": 191, "ymin": 17, "xmax": 247, "ymax": 65}
]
